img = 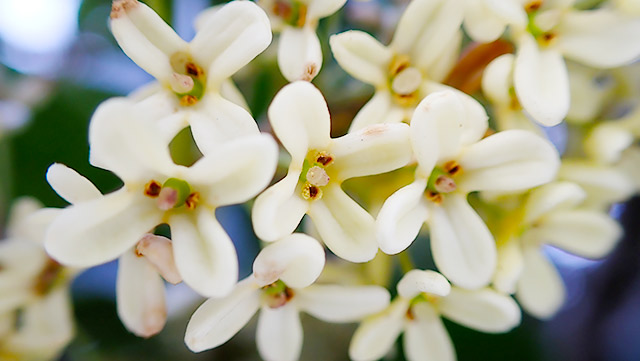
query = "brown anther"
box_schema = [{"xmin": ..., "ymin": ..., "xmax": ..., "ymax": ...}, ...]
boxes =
[
  {"xmin": 443, "ymin": 161, "xmax": 461, "ymax": 176},
  {"xmin": 541, "ymin": 32, "xmax": 556, "ymax": 44},
  {"xmin": 296, "ymin": 5, "xmax": 307, "ymax": 27},
  {"xmin": 185, "ymin": 192, "xmax": 200, "ymax": 210},
  {"xmin": 525, "ymin": 0, "xmax": 543, "ymax": 13},
  {"xmin": 425, "ymin": 190, "xmax": 443, "ymax": 204},
  {"xmin": 406, "ymin": 307, "xmax": 416, "ymax": 320},
  {"xmin": 388, "ymin": 54, "xmax": 411, "ymax": 77},
  {"xmin": 185, "ymin": 62, "xmax": 203, "ymax": 77},
  {"xmin": 180, "ymin": 95, "xmax": 198, "ymax": 106},
  {"xmin": 273, "ymin": 1, "xmax": 293, "ymax": 19},
  {"xmin": 144, "ymin": 180, "xmax": 162, "ymax": 197},
  {"xmin": 34, "ymin": 259, "xmax": 63, "ymax": 296},
  {"xmin": 302, "ymin": 183, "xmax": 322, "ymax": 200},
  {"xmin": 315, "ymin": 152, "xmax": 334, "ymax": 166},
  {"xmin": 392, "ymin": 92, "xmax": 420, "ymax": 107}
]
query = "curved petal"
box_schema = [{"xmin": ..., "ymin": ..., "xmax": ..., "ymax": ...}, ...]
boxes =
[
  {"xmin": 330, "ymin": 123, "xmax": 412, "ymax": 181},
  {"xmin": 46, "ymin": 163, "xmax": 101, "ymax": 204},
  {"xmin": 516, "ymin": 247, "xmax": 565, "ymax": 319},
  {"xmin": 253, "ymin": 234, "xmax": 325, "ymax": 289},
  {"xmin": 296, "ymin": 284, "xmax": 390, "ymax": 322},
  {"xmin": 438, "ymin": 287, "xmax": 522, "ymax": 333},
  {"xmin": 376, "ymin": 179, "xmax": 429, "ymax": 255},
  {"xmin": 348, "ymin": 299, "xmax": 408, "ymax": 361},
  {"xmin": 170, "ymin": 209, "xmax": 238, "ymax": 298},
  {"xmin": 308, "ymin": 183, "xmax": 378, "ymax": 262},
  {"xmin": 278, "ymin": 26, "xmax": 322, "ymax": 82},
  {"xmin": 185, "ymin": 277, "xmax": 261, "ymax": 352},
  {"xmin": 428, "ymin": 194, "xmax": 497, "ymax": 289},
  {"xmin": 404, "ymin": 302, "xmax": 456, "ymax": 361},
  {"xmin": 256, "ymin": 304, "xmax": 303, "ymax": 361},
  {"xmin": 190, "ymin": 94, "xmax": 260, "ymax": 155},
  {"xmin": 268, "ymin": 81, "xmax": 332, "ymax": 164},
  {"xmin": 556, "ymin": 9, "xmax": 640, "ymax": 68},
  {"xmin": 185, "ymin": 133, "xmax": 278, "ymax": 206},
  {"xmin": 463, "ymin": 0, "xmax": 509, "ymax": 43},
  {"xmin": 492, "ymin": 238, "xmax": 524, "ymax": 294},
  {"xmin": 397, "ymin": 269, "xmax": 451, "ymax": 299},
  {"xmin": 348, "ymin": 91, "xmax": 405, "ymax": 132},
  {"xmin": 523, "ymin": 181, "xmax": 586, "ymax": 224},
  {"xmin": 190, "ymin": 0, "xmax": 272, "ymax": 89},
  {"xmin": 514, "ymin": 34, "xmax": 569, "ymax": 126},
  {"xmin": 559, "ymin": 160, "xmax": 636, "ymax": 208},
  {"xmin": 457, "ymin": 129, "xmax": 560, "ymax": 193},
  {"xmin": 116, "ymin": 250, "xmax": 167, "ymax": 338},
  {"xmin": 44, "ymin": 190, "xmax": 161, "ymax": 267},
  {"xmin": 329, "ymin": 31, "xmax": 392, "ymax": 87},
  {"xmin": 482, "ymin": 54, "xmax": 515, "ymax": 106},
  {"xmin": 135, "ymin": 234, "xmax": 181, "ymax": 284},
  {"xmin": 307, "ymin": 0, "xmax": 347, "ymax": 20},
  {"xmin": 220, "ymin": 78, "xmax": 250, "ymax": 112},
  {"xmin": 110, "ymin": 0, "xmax": 186, "ymax": 82},
  {"xmin": 252, "ymin": 170, "xmax": 309, "ymax": 242}
]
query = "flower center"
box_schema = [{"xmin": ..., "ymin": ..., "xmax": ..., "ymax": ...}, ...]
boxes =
[
  {"xmin": 388, "ymin": 54, "xmax": 422, "ymax": 107},
  {"xmin": 144, "ymin": 178, "xmax": 200, "ymax": 210},
  {"xmin": 299, "ymin": 150, "xmax": 334, "ymax": 201},
  {"xmin": 169, "ymin": 52, "xmax": 206, "ymax": 106},
  {"xmin": 406, "ymin": 293, "xmax": 440, "ymax": 320},
  {"xmin": 425, "ymin": 161, "xmax": 461, "ymax": 204},
  {"xmin": 262, "ymin": 279, "xmax": 295, "ymax": 308},
  {"xmin": 525, "ymin": 2, "xmax": 558, "ymax": 47},
  {"xmin": 270, "ymin": 0, "xmax": 307, "ymax": 27}
]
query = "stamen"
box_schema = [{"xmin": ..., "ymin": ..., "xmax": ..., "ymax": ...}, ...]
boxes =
[
  {"xmin": 34, "ymin": 259, "xmax": 63, "ymax": 296},
  {"xmin": 180, "ymin": 95, "xmax": 198, "ymax": 106},
  {"xmin": 392, "ymin": 92, "xmax": 420, "ymax": 107},
  {"xmin": 391, "ymin": 67, "xmax": 422, "ymax": 95},
  {"xmin": 157, "ymin": 187, "xmax": 179, "ymax": 210},
  {"xmin": 434, "ymin": 175, "xmax": 457, "ymax": 193},
  {"xmin": 315, "ymin": 151, "xmax": 334, "ymax": 166},
  {"xmin": 306, "ymin": 166, "xmax": 330, "ymax": 187},
  {"xmin": 302, "ymin": 183, "xmax": 322, "ymax": 200},
  {"xmin": 185, "ymin": 62, "xmax": 203, "ymax": 78},
  {"xmin": 388, "ymin": 54, "xmax": 411, "ymax": 77},
  {"xmin": 185, "ymin": 192, "xmax": 200, "ymax": 210},
  {"xmin": 170, "ymin": 73, "xmax": 194, "ymax": 94},
  {"xmin": 144, "ymin": 180, "xmax": 162, "ymax": 197},
  {"xmin": 263, "ymin": 280, "xmax": 295, "ymax": 308},
  {"xmin": 443, "ymin": 161, "xmax": 461, "ymax": 176},
  {"xmin": 425, "ymin": 190, "xmax": 443, "ymax": 204},
  {"xmin": 525, "ymin": 0, "xmax": 543, "ymax": 13}
]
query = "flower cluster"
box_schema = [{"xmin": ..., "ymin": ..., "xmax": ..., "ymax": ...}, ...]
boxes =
[{"xmin": 3, "ymin": 0, "xmax": 639, "ymax": 360}]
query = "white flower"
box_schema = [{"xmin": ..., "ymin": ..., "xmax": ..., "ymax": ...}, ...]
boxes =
[
  {"xmin": 252, "ymin": 81, "xmax": 413, "ymax": 262},
  {"xmin": 349, "ymin": 269, "xmax": 521, "ymax": 361},
  {"xmin": 44, "ymin": 98, "xmax": 278, "ymax": 299},
  {"xmin": 109, "ymin": 0, "xmax": 272, "ymax": 153},
  {"xmin": 330, "ymin": 0, "xmax": 486, "ymax": 131},
  {"xmin": 184, "ymin": 234, "xmax": 390, "ymax": 361},
  {"xmin": 376, "ymin": 91, "xmax": 560, "ymax": 289},
  {"xmin": 491, "ymin": 182, "xmax": 621, "ymax": 318}
]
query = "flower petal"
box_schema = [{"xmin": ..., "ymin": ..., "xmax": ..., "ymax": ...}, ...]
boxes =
[
  {"xmin": 514, "ymin": 34, "xmax": 569, "ymax": 126},
  {"xmin": 252, "ymin": 170, "xmax": 309, "ymax": 242},
  {"xmin": 46, "ymin": 163, "xmax": 101, "ymax": 204},
  {"xmin": 308, "ymin": 183, "xmax": 378, "ymax": 262},
  {"xmin": 397, "ymin": 269, "xmax": 451, "ymax": 299},
  {"xmin": 253, "ymin": 233, "xmax": 325, "ymax": 289},
  {"xmin": 482, "ymin": 53, "xmax": 515, "ymax": 106},
  {"xmin": 44, "ymin": 190, "xmax": 161, "ymax": 267},
  {"xmin": 278, "ymin": 26, "xmax": 322, "ymax": 82},
  {"xmin": 516, "ymin": 246, "xmax": 565, "ymax": 319},
  {"xmin": 220, "ymin": 78, "xmax": 250, "ymax": 112},
  {"xmin": 559, "ymin": 160, "xmax": 636, "ymax": 208},
  {"xmin": 170, "ymin": 209, "xmax": 238, "ymax": 298},
  {"xmin": 404, "ymin": 302, "xmax": 456, "ymax": 361},
  {"xmin": 116, "ymin": 250, "xmax": 167, "ymax": 338},
  {"xmin": 348, "ymin": 91, "xmax": 405, "ymax": 132},
  {"xmin": 376, "ymin": 179, "xmax": 429, "ymax": 255},
  {"xmin": 438, "ymin": 286, "xmax": 521, "ymax": 332},
  {"xmin": 329, "ymin": 30, "xmax": 392, "ymax": 87},
  {"xmin": 185, "ymin": 277, "xmax": 261, "ymax": 352},
  {"xmin": 330, "ymin": 123, "xmax": 412, "ymax": 181},
  {"xmin": 135, "ymin": 234, "xmax": 181, "ymax": 284},
  {"xmin": 523, "ymin": 181, "xmax": 586, "ymax": 224},
  {"xmin": 190, "ymin": 0, "xmax": 272, "ymax": 89},
  {"xmin": 307, "ymin": 0, "xmax": 347, "ymax": 20},
  {"xmin": 457, "ymin": 129, "xmax": 560, "ymax": 192},
  {"xmin": 296, "ymin": 284, "xmax": 390, "ymax": 322},
  {"xmin": 349, "ymin": 299, "xmax": 408, "ymax": 361},
  {"xmin": 268, "ymin": 81, "xmax": 332, "ymax": 164},
  {"xmin": 256, "ymin": 304, "xmax": 303, "ymax": 361},
  {"xmin": 492, "ymin": 238, "xmax": 524, "ymax": 294},
  {"xmin": 428, "ymin": 193, "xmax": 497, "ymax": 289}
]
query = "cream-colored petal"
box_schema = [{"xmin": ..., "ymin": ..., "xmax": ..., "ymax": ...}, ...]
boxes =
[
  {"xmin": 278, "ymin": 26, "xmax": 322, "ymax": 82},
  {"xmin": 585, "ymin": 124, "xmax": 634, "ymax": 164},
  {"xmin": 329, "ymin": 30, "xmax": 392, "ymax": 87},
  {"xmin": 268, "ymin": 81, "xmax": 331, "ymax": 164},
  {"xmin": 44, "ymin": 190, "xmax": 161, "ymax": 267},
  {"xmin": 523, "ymin": 181, "xmax": 586, "ymax": 224},
  {"xmin": 348, "ymin": 298, "xmax": 408, "ymax": 361},
  {"xmin": 307, "ymin": 0, "xmax": 347, "ymax": 20},
  {"xmin": 376, "ymin": 179, "xmax": 429, "ymax": 255},
  {"xmin": 348, "ymin": 92, "xmax": 405, "ymax": 132},
  {"xmin": 439, "ymin": 286, "xmax": 521, "ymax": 332},
  {"xmin": 492, "ymin": 238, "xmax": 524, "ymax": 294},
  {"xmin": 566, "ymin": 62, "xmax": 614, "ymax": 124},
  {"xmin": 404, "ymin": 302, "xmax": 456, "ymax": 361},
  {"xmin": 463, "ymin": 0, "xmax": 509, "ymax": 42},
  {"xmin": 514, "ymin": 34, "xmax": 569, "ymax": 126},
  {"xmin": 559, "ymin": 160, "xmax": 636, "ymax": 209},
  {"xmin": 253, "ymin": 233, "xmax": 325, "ymax": 289},
  {"xmin": 330, "ymin": 123, "xmax": 412, "ymax": 181},
  {"xmin": 482, "ymin": 54, "xmax": 515, "ymax": 106},
  {"xmin": 516, "ymin": 246, "xmax": 565, "ymax": 319},
  {"xmin": 252, "ymin": 170, "xmax": 309, "ymax": 242},
  {"xmin": 185, "ymin": 277, "xmax": 261, "ymax": 352},
  {"xmin": 256, "ymin": 304, "xmax": 303, "ymax": 361},
  {"xmin": 135, "ymin": 234, "xmax": 181, "ymax": 284},
  {"xmin": 220, "ymin": 78, "xmax": 250, "ymax": 112},
  {"xmin": 297, "ymin": 284, "xmax": 390, "ymax": 322},
  {"xmin": 397, "ymin": 269, "xmax": 451, "ymax": 299},
  {"xmin": 308, "ymin": 183, "xmax": 378, "ymax": 262},
  {"xmin": 116, "ymin": 250, "xmax": 167, "ymax": 338},
  {"xmin": 46, "ymin": 163, "xmax": 101, "ymax": 204},
  {"xmin": 428, "ymin": 194, "xmax": 497, "ymax": 289},
  {"xmin": 170, "ymin": 209, "xmax": 238, "ymax": 298},
  {"xmin": 190, "ymin": 0, "xmax": 272, "ymax": 89},
  {"xmin": 457, "ymin": 129, "xmax": 560, "ymax": 193}
]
